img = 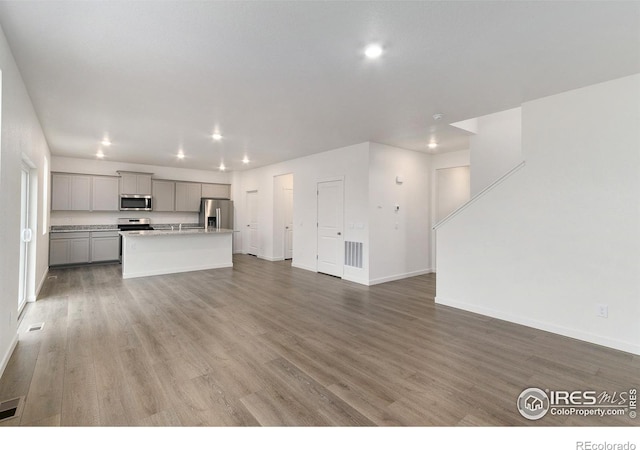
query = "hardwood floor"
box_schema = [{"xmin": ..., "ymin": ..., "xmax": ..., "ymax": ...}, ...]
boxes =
[{"xmin": 0, "ymin": 254, "xmax": 637, "ymax": 426}]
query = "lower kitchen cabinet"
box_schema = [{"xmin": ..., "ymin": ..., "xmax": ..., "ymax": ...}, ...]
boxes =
[
  {"xmin": 50, "ymin": 232, "xmax": 91, "ymax": 265},
  {"xmin": 50, "ymin": 230, "xmax": 120, "ymax": 266},
  {"xmin": 90, "ymin": 231, "xmax": 120, "ymax": 262}
]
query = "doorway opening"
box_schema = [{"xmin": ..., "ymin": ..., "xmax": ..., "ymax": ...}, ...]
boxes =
[
  {"xmin": 246, "ymin": 190, "xmax": 259, "ymax": 256},
  {"xmin": 273, "ymin": 173, "xmax": 294, "ymax": 261}
]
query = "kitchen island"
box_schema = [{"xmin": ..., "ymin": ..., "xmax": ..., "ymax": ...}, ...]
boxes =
[{"xmin": 119, "ymin": 228, "xmax": 233, "ymax": 279}]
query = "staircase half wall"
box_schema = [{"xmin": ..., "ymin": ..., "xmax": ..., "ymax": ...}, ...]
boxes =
[{"xmin": 435, "ymin": 74, "xmax": 640, "ymax": 355}]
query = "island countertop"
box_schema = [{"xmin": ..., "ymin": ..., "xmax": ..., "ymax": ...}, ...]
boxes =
[{"xmin": 119, "ymin": 228, "xmax": 233, "ymax": 237}]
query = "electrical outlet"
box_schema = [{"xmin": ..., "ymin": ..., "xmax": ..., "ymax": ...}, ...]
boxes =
[{"xmin": 596, "ymin": 304, "xmax": 608, "ymax": 318}]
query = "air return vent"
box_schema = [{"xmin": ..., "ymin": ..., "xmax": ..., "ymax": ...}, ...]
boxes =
[
  {"xmin": 27, "ymin": 323, "xmax": 44, "ymax": 332},
  {"xmin": 0, "ymin": 397, "xmax": 24, "ymax": 423},
  {"xmin": 345, "ymin": 241, "xmax": 363, "ymax": 268}
]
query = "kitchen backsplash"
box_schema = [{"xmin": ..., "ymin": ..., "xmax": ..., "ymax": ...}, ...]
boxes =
[{"xmin": 50, "ymin": 211, "xmax": 199, "ymax": 226}]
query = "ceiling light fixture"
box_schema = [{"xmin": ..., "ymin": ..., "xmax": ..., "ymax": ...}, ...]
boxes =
[
  {"xmin": 242, "ymin": 156, "xmax": 250, "ymax": 164},
  {"xmin": 219, "ymin": 163, "xmax": 226, "ymax": 171},
  {"xmin": 428, "ymin": 142, "xmax": 438, "ymax": 150},
  {"xmin": 212, "ymin": 133, "xmax": 222, "ymax": 141},
  {"xmin": 96, "ymin": 150, "xmax": 105, "ymax": 159},
  {"xmin": 177, "ymin": 151, "xmax": 185, "ymax": 159},
  {"xmin": 101, "ymin": 138, "xmax": 111, "ymax": 146},
  {"xmin": 364, "ymin": 44, "xmax": 383, "ymax": 59}
]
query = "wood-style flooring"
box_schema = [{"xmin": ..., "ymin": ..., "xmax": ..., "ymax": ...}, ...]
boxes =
[{"xmin": 0, "ymin": 255, "xmax": 637, "ymax": 426}]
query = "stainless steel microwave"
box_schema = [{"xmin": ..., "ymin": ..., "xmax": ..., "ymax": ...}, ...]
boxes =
[{"xmin": 119, "ymin": 194, "xmax": 152, "ymax": 211}]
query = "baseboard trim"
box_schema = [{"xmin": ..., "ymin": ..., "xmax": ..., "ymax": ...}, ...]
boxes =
[
  {"xmin": 29, "ymin": 268, "xmax": 49, "ymax": 302},
  {"xmin": 435, "ymin": 296, "xmax": 640, "ymax": 356},
  {"xmin": 0, "ymin": 334, "xmax": 18, "ymax": 381},
  {"xmin": 368, "ymin": 268, "xmax": 434, "ymax": 286},
  {"xmin": 259, "ymin": 255, "xmax": 284, "ymax": 262},
  {"xmin": 342, "ymin": 275, "xmax": 370, "ymax": 286},
  {"xmin": 291, "ymin": 262, "xmax": 316, "ymax": 273}
]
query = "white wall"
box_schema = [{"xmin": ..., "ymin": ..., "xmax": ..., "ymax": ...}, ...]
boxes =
[
  {"xmin": 0, "ymin": 25, "xmax": 51, "ymax": 377},
  {"xmin": 233, "ymin": 142, "xmax": 370, "ymax": 284},
  {"xmin": 436, "ymin": 74, "xmax": 640, "ymax": 355},
  {"xmin": 51, "ymin": 156, "xmax": 231, "ymax": 183},
  {"xmin": 234, "ymin": 141, "xmax": 434, "ymax": 286},
  {"xmin": 469, "ymin": 107, "xmax": 522, "ymax": 196},
  {"xmin": 50, "ymin": 156, "xmax": 230, "ymax": 226},
  {"xmin": 435, "ymin": 167, "xmax": 470, "ymax": 223},
  {"xmin": 368, "ymin": 143, "xmax": 431, "ymax": 284}
]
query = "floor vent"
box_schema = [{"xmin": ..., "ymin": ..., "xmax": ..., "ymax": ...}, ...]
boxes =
[
  {"xmin": 27, "ymin": 323, "xmax": 44, "ymax": 332},
  {"xmin": 47, "ymin": 275, "xmax": 58, "ymax": 280},
  {"xmin": 0, "ymin": 397, "xmax": 24, "ymax": 423},
  {"xmin": 345, "ymin": 241, "xmax": 364, "ymax": 268}
]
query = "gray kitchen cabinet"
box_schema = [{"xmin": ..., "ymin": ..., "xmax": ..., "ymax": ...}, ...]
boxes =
[
  {"xmin": 201, "ymin": 183, "xmax": 231, "ymax": 199},
  {"xmin": 90, "ymin": 231, "xmax": 120, "ymax": 262},
  {"xmin": 118, "ymin": 171, "xmax": 152, "ymax": 195},
  {"xmin": 51, "ymin": 173, "xmax": 91, "ymax": 211},
  {"xmin": 175, "ymin": 182, "xmax": 202, "ymax": 212},
  {"xmin": 49, "ymin": 232, "xmax": 91, "ymax": 266},
  {"xmin": 92, "ymin": 176, "xmax": 119, "ymax": 211},
  {"xmin": 152, "ymin": 180, "xmax": 176, "ymax": 212}
]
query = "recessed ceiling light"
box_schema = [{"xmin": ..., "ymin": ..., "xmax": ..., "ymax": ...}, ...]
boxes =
[
  {"xmin": 212, "ymin": 133, "xmax": 222, "ymax": 141},
  {"xmin": 428, "ymin": 142, "xmax": 438, "ymax": 150},
  {"xmin": 364, "ymin": 44, "xmax": 383, "ymax": 59},
  {"xmin": 96, "ymin": 150, "xmax": 105, "ymax": 159},
  {"xmin": 242, "ymin": 156, "xmax": 250, "ymax": 164},
  {"xmin": 219, "ymin": 163, "xmax": 226, "ymax": 171},
  {"xmin": 177, "ymin": 151, "xmax": 185, "ymax": 159},
  {"xmin": 101, "ymin": 138, "xmax": 111, "ymax": 146}
]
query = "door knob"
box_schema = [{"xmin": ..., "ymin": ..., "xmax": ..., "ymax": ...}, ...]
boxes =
[
  {"xmin": 337, "ymin": 232, "xmax": 342, "ymax": 236},
  {"xmin": 247, "ymin": 224, "xmax": 250, "ymax": 227}
]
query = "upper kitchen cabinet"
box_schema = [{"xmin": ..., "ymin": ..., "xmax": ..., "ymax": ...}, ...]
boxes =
[
  {"xmin": 51, "ymin": 173, "xmax": 91, "ymax": 211},
  {"xmin": 118, "ymin": 171, "xmax": 152, "ymax": 195},
  {"xmin": 152, "ymin": 179, "xmax": 176, "ymax": 212},
  {"xmin": 175, "ymin": 182, "xmax": 202, "ymax": 212},
  {"xmin": 92, "ymin": 176, "xmax": 119, "ymax": 211},
  {"xmin": 201, "ymin": 183, "xmax": 231, "ymax": 199}
]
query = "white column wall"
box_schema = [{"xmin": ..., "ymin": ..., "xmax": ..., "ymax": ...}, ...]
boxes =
[
  {"xmin": 233, "ymin": 142, "xmax": 370, "ymax": 284},
  {"xmin": 368, "ymin": 143, "xmax": 431, "ymax": 284}
]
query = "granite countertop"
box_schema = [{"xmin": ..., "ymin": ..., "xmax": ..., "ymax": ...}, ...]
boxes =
[
  {"xmin": 50, "ymin": 225, "xmax": 118, "ymax": 232},
  {"xmin": 50, "ymin": 223, "xmax": 203, "ymax": 233},
  {"xmin": 120, "ymin": 228, "xmax": 233, "ymax": 237}
]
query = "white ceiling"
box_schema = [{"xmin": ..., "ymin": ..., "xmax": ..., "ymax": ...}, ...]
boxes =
[{"xmin": 0, "ymin": 1, "xmax": 638, "ymax": 171}]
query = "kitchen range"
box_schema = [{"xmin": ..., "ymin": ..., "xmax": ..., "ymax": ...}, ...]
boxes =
[{"xmin": 117, "ymin": 218, "xmax": 154, "ymax": 262}]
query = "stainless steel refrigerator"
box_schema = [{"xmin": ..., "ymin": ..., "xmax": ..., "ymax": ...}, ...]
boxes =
[{"xmin": 200, "ymin": 199, "xmax": 234, "ymax": 230}]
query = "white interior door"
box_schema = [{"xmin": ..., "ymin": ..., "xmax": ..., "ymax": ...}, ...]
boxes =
[
  {"xmin": 284, "ymin": 187, "xmax": 293, "ymax": 260},
  {"xmin": 317, "ymin": 179, "xmax": 344, "ymax": 277},
  {"xmin": 19, "ymin": 164, "xmax": 32, "ymax": 313},
  {"xmin": 246, "ymin": 190, "xmax": 259, "ymax": 256}
]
